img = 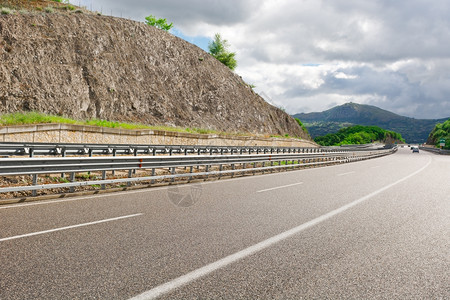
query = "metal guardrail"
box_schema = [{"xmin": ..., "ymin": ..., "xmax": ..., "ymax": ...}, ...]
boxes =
[
  {"xmin": 419, "ymin": 146, "xmax": 450, "ymax": 155},
  {"xmin": 0, "ymin": 146, "xmax": 397, "ymax": 196},
  {"xmin": 0, "ymin": 142, "xmax": 387, "ymax": 157}
]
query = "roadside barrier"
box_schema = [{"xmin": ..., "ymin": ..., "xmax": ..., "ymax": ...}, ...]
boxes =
[
  {"xmin": 0, "ymin": 142, "xmax": 381, "ymax": 157},
  {"xmin": 0, "ymin": 145, "xmax": 397, "ymax": 196},
  {"xmin": 419, "ymin": 146, "xmax": 450, "ymax": 155}
]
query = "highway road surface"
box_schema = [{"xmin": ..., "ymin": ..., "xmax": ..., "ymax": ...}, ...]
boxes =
[{"xmin": 1, "ymin": 147, "xmax": 449, "ymax": 299}]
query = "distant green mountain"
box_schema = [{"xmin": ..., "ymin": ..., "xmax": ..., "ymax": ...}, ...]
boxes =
[{"xmin": 293, "ymin": 103, "xmax": 449, "ymax": 143}]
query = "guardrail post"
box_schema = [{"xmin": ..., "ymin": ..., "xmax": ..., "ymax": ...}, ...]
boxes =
[
  {"xmin": 231, "ymin": 164, "xmax": 235, "ymax": 177},
  {"xmin": 151, "ymin": 168, "xmax": 156, "ymax": 184},
  {"xmin": 219, "ymin": 164, "xmax": 223, "ymax": 178},
  {"xmin": 171, "ymin": 167, "xmax": 175, "ymax": 182},
  {"xmin": 61, "ymin": 150, "xmax": 66, "ymax": 178},
  {"xmin": 69, "ymin": 172, "xmax": 75, "ymax": 193},
  {"xmin": 127, "ymin": 169, "xmax": 133, "ymax": 187},
  {"xmin": 32, "ymin": 174, "xmax": 38, "ymax": 197},
  {"xmin": 133, "ymin": 149, "xmax": 139, "ymax": 175},
  {"xmin": 112, "ymin": 149, "xmax": 117, "ymax": 176},
  {"xmin": 101, "ymin": 170, "xmax": 106, "ymax": 190},
  {"xmin": 87, "ymin": 149, "xmax": 93, "ymax": 176},
  {"xmin": 189, "ymin": 166, "xmax": 193, "ymax": 181}
]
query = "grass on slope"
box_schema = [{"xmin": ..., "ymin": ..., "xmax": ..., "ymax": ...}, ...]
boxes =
[
  {"xmin": 0, "ymin": 111, "xmax": 225, "ymax": 134},
  {"xmin": 0, "ymin": 111, "xmax": 297, "ymax": 138}
]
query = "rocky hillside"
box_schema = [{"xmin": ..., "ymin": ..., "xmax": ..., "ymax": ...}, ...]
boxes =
[{"xmin": 0, "ymin": 9, "xmax": 307, "ymax": 138}]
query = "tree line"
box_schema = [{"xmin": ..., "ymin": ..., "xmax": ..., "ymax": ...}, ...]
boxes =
[
  {"xmin": 428, "ymin": 119, "xmax": 450, "ymax": 149},
  {"xmin": 314, "ymin": 125, "xmax": 405, "ymax": 146}
]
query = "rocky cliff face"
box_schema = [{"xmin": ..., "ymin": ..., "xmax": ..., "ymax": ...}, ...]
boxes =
[{"xmin": 0, "ymin": 12, "xmax": 307, "ymax": 138}]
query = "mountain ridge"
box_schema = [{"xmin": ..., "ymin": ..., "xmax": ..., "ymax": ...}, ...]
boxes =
[{"xmin": 293, "ymin": 103, "xmax": 449, "ymax": 143}]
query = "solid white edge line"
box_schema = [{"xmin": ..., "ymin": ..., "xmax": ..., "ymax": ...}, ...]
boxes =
[
  {"xmin": 0, "ymin": 213, "xmax": 143, "ymax": 242},
  {"xmin": 129, "ymin": 156, "xmax": 431, "ymax": 300},
  {"xmin": 0, "ymin": 186, "xmax": 172, "ymax": 210},
  {"xmin": 256, "ymin": 182, "xmax": 303, "ymax": 193},
  {"xmin": 337, "ymin": 171, "xmax": 356, "ymax": 176}
]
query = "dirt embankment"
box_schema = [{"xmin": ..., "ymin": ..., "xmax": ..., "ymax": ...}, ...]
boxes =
[{"xmin": 0, "ymin": 10, "xmax": 308, "ymax": 139}]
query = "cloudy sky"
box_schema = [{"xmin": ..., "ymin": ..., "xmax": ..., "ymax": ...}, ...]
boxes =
[{"xmin": 72, "ymin": 0, "xmax": 450, "ymax": 119}]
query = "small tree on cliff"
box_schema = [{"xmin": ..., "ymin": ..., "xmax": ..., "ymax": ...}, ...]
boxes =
[
  {"xmin": 145, "ymin": 15, "xmax": 173, "ymax": 31},
  {"xmin": 208, "ymin": 33, "xmax": 237, "ymax": 70}
]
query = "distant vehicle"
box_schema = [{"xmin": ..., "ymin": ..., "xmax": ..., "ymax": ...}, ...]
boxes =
[{"xmin": 412, "ymin": 147, "xmax": 419, "ymax": 153}]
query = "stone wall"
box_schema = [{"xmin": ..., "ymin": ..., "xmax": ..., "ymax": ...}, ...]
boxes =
[{"xmin": 0, "ymin": 124, "xmax": 318, "ymax": 147}]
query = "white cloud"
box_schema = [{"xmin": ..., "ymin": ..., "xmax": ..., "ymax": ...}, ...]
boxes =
[
  {"xmin": 73, "ymin": 0, "xmax": 450, "ymax": 119},
  {"xmin": 334, "ymin": 72, "xmax": 358, "ymax": 80}
]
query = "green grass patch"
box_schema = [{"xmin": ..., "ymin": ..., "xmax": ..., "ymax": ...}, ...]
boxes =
[
  {"xmin": 59, "ymin": 4, "xmax": 76, "ymax": 11},
  {"xmin": 0, "ymin": 112, "xmax": 78, "ymax": 125},
  {"xmin": 270, "ymin": 134, "xmax": 302, "ymax": 140},
  {"xmin": 76, "ymin": 173, "xmax": 98, "ymax": 180},
  {"xmin": 0, "ymin": 111, "xmax": 258, "ymax": 137},
  {"xmin": 1, "ymin": 7, "xmax": 14, "ymax": 14},
  {"xmin": 84, "ymin": 119, "xmax": 151, "ymax": 130}
]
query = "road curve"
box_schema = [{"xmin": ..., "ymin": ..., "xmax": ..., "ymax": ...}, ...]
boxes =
[{"xmin": 0, "ymin": 147, "xmax": 449, "ymax": 299}]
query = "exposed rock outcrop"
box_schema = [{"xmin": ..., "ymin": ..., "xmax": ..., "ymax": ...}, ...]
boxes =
[{"xmin": 0, "ymin": 12, "xmax": 308, "ymax": 138}]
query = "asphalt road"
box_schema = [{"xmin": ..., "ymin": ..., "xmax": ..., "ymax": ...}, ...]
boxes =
[{"xmin": 1, "ymin": 147, "xmax": 449, "ymax": 299}]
